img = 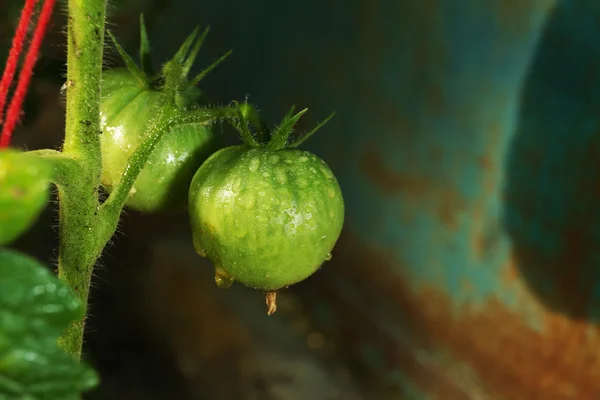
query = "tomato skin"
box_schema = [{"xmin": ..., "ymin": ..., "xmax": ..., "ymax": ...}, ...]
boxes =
[
  {"xmin": 100, "ymin": 69, "xmax": 218, "ymax": 212},
  {"xmin": 0, "ymin": 150, "xmax": 50, "ymax": 245},
  {"xmin": 188, "ymin": 145, "xmax": 345, "ymax": 291}
]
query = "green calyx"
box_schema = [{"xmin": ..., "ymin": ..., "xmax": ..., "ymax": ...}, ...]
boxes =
[
  {"xmin": 234, "ymin": 103, "xmax": 336, "ymax": 151},
  {"xmin": 107, "ymin": 14, "xmax": 231, "ymax": 109}
]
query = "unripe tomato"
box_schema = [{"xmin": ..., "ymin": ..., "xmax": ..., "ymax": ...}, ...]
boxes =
[
  {"xmin": 100, "ymin": 69, "xmax": 217, "ymax": 212},
  {"xmin": 188, "ymin": 107, "xmax": 344, "ymax": 306},
  {"xmin": 99, "ymin": 25, "xmax": 229, "ymax": 213},
  {"xmin": 0, "ymin": 149, "xmax": 50, "ymax": 245}
]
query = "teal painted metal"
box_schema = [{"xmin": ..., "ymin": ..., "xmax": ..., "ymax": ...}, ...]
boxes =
[
  {"xmin": 506, "ymin": 0, "xmax": 600, "ymax": 323},
  {"xmin": 145, "ymin": 0, "xmax": 600, "ymax": 397}
]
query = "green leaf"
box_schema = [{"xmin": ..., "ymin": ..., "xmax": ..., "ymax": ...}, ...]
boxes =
[
  {"xmin": 0, "ymin": 149, "xmax": 50, "ymax": 246},
  {"xmin": 0, "ymin": 249, "xmax": 99, "ymax": 399}
]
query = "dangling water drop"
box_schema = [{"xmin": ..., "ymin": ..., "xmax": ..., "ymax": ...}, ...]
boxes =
[
  {"xmin": 214, "ymin": 266, "xmax": 233, "ymax": 289},
  {"xmin": 324, "ymin": 253, "xmax": 332, "ymax": 261}
]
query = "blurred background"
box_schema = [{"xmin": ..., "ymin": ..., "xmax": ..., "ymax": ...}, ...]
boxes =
[{"xmin": 4, "ymin": 0, "xmax": 600, "ymax": 398}]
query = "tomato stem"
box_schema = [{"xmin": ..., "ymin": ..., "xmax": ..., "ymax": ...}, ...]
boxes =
[
  {"xmin": 25, "ymin": 149, "xmax": 81, "ymax": 186},
  {"xmin": 57, "ymin": 0, "xmax": 108, "ymax": 359},
  {"xmin": 236, "ymin": 107, "xmax": 260, "ymax": 146},
  {"xmin": 265, "ymin": 292, "xmax": 278, "ymax": 315}
]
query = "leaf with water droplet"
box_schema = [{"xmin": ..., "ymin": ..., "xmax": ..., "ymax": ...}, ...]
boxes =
[{"xmin": 0, "ymin": 249, "xmax": 98, "ymax": 399}]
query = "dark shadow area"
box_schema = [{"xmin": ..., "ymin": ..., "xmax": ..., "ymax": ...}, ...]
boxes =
[{"xmin": 504, "ymin": 0, "xmax": 600, "ymax": 321}]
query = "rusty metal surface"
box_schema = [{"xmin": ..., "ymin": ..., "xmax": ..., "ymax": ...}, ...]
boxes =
[{"xmin": 109, "ymin": 0, "xmax": 600, "ymax": 398}]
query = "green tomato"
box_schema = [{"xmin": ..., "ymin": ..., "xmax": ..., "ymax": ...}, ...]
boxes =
[
  {"xmin": 188, "ymin": 145, "xmax": 344, "ymax": 292},
  {"xmin": 100, "ymin": 68, "xmax": 218, "ymax": 212},
  {"xmin": 99, "ymin": 21, "xmax": 231, "ymax": 213},
  {"xmin": 0, "ymin": 149, "xmax": 50, "ymax": 245}
]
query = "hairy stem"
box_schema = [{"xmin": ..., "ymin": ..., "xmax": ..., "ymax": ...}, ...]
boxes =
[
  {"xmin": 58, "ymin": 0, "xmax": 107, "ymax": 359},
  {"xmin": 57, "ymin": 0, "xmax": 236, "ymax": 359},
  {"xmin": 63, "ymin": 0, "xmax": 105, "ymax": 171}
]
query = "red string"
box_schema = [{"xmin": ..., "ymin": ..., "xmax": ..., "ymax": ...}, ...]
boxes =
[
  {"xmin": 0, "ymin": 0, "xmax": 39, "ymax": 124},
  {"xmin": 0, "ymin": 0, "xmax": 56, "ymax": 148}
]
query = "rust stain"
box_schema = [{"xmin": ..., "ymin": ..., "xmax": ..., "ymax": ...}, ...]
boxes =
[
  {"xmin": 483, "ymin": 174, "xmax": 497, "ymax": 197},
  {"xmin": 501, "ymin": 259, "xmax": 520, "ymax": 284},
  {"xmin": 360, "ymin": 146, "xmax": 467, "ymax": 229},
  {"xmin": 477, "ymin": 155, "xmax": 495, "ymax": 173},
  {"xmin": 305, "ymin": 232, "xmax": 600, "ymax": 399},
  {"xmin": 493, "ymin": 0, "xmax": 557, "ymax": 37},
  {"xmin": 360, "ymin": 147, "xmax": 430, "ymax": 195},
  {"xmin": 461, "ymin": 277, "xmax": 475, "ymax": 294},
  {"xmin": 470, "ymin": 202, "xmax": 488, "ymax": 260},
  {"xmin": 437, "ymin": 190, "xmax": 463, "ymax": 230}
]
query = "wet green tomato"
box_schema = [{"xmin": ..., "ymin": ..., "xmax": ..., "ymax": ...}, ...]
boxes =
[
  {"xmin": 100, "ymin": 69, "xmax": 218, "ymax": 213},
  {"xmin": 0, "ymin": 149, "xmax": 50, "ymax": 245},
  {"xmin": 188, "ymin": 145, "xmax": 345, "ymax": 291}
]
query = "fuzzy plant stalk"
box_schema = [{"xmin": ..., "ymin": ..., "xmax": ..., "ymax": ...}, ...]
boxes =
[
  {"xmin": 54, "ymin": 0, "xmax": 236, "ymax": 358},
  {"xmin": 56, "ymin": 0, "xmax": 185, "ymax": 358},
  {"xmin": 57, "ymin": 0, "xmax": 109, "ymax": 358}
]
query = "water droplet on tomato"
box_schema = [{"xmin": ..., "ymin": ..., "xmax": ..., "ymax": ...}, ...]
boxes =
[
  {"xmin": 324, "ymin": 253, "xmax": 332, "ymax": 261},
  {"xmin": 215, "ymin": 268, "xmax": 234, "ymax": 289},
  {"xmin": 275, "ymin": 168, "xmax": 287, "ymax": 184},
  {"xmin": 319, "ymin": 166, "xmax": 333, "ymax": 179},
  {"xmin": 232, "ymin": 176, "xmax": 242, "ymax": 191},
  {"xmin": 249, "ymin": 157, "xmax": 260, "ymax": 172}
]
